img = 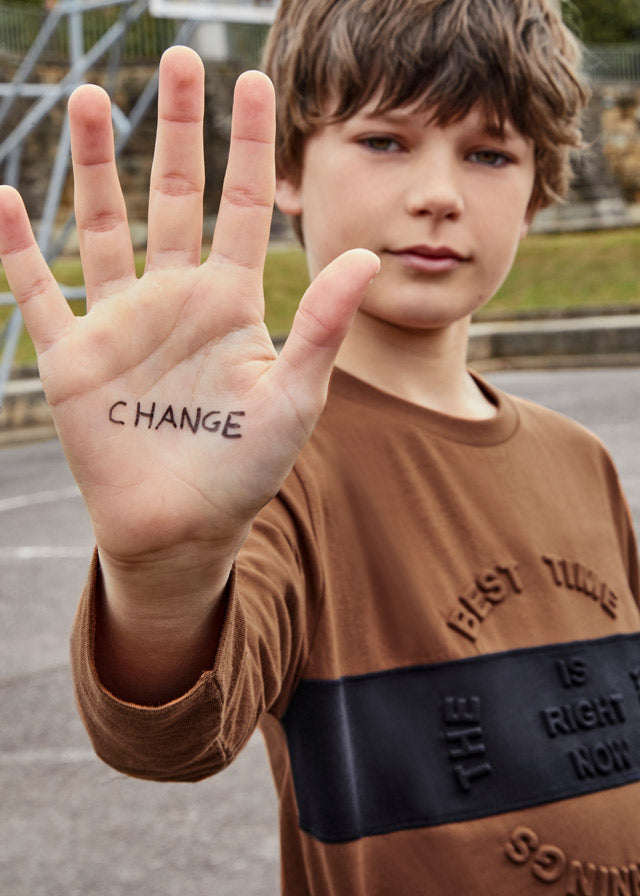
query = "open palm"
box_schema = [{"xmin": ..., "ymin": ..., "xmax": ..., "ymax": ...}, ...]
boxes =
[{"xmin": 0, "ymin": 48, "xmax": 378, "ymax": 572}]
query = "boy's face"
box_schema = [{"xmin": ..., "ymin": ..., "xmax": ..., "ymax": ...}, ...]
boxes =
[{"xmin": 276, "ymin": 100, "xmax": 536, "ymax": 333}]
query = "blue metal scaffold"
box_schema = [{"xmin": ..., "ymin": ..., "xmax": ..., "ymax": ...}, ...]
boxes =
[{"xmin": 0, "ymin": 0, "xmax": 204, "ymax": 407}]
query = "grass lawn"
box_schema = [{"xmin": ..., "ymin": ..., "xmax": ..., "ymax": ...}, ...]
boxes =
[
  {"xmin": 1, "ymin": 227, "xmax": 639, "ymax": 368},
  {"xmin": 485, "ymin": 228, "xmax": 640, "ymax": 318}
]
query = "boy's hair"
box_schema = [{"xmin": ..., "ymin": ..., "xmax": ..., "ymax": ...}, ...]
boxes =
[{"xmin": 263, "ymin": 0, "xmax": 588, "ymax": 214}]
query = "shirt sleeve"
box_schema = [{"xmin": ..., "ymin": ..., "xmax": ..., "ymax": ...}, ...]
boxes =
[{"xmin": 70, "ymin": 472, "xmax": 323, "ymax": 782}]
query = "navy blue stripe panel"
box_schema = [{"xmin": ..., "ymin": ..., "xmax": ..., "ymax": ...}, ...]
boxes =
[{"xmin": 282, "ymin": 633, "xmax": 640, "ymax": 843}]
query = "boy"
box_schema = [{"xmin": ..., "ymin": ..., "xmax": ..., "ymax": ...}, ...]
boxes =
[{"xmin": 1, "ymin": 0, "xmax": 639, "ymax": 892}]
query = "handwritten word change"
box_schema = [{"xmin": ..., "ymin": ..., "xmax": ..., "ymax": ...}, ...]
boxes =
[{"xmin": 109, "ymin": 400, "xmax": 245, "ymax": 438}]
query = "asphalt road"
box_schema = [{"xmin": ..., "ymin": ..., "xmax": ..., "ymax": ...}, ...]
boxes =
[{"xmin": 1, "ymin": 367, "xmax": 639, "ymax": 896}]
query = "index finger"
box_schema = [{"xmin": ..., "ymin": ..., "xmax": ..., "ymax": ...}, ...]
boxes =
[{"xmin": 208, "ymin": 71, "xmax": 275, "ymax": 276}]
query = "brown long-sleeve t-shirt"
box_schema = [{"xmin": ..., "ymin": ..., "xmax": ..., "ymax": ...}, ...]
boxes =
[{"xmin": 72, "ymin": 368, "xmax": 640, "ymax": 895}]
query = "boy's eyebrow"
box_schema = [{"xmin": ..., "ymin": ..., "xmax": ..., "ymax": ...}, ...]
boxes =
[
  {"xmin": 480, "ymin": 120, "xmax": 519, "ymax": 141},
  {"xmin": 357, "ymin": 106, "xmax": 524, "ymax": 143}
]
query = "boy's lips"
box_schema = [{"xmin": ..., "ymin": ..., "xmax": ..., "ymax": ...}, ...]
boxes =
[{"xmin": 387, "ymin": 245, "xmax": 470, "ymax": 273}]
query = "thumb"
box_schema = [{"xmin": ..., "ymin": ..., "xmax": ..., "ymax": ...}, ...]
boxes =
[{"xmin": 277, "ymin": 247, "xmax": 379, "ymax": 389}]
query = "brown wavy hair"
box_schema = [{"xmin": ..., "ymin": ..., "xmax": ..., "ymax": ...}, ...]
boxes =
[{"xmin": 263, "ymin": 0, "xmax": 588, "ymax": 213}]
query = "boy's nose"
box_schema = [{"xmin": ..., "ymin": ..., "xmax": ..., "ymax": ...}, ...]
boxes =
[{"xmin": 405, "ymin": 161, "xmax": 464, "ymax": 220}]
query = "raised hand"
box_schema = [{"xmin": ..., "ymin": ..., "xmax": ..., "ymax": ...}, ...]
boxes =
[
  {"xmin": 0, "ymin": 47, "xmax": 378, "ymax": 575},
  {"xmin": 0, "ymin": 47, "xmax": 378, "ymax": 701}
]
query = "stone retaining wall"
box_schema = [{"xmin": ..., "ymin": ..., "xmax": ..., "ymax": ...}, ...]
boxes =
[{"xmin": 599, "ymin": 85, "xmax": 640, "ymax": 202}]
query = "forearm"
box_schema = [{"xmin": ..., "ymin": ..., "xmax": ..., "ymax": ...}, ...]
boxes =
[
  {"xmin": 94, "ymin": 543, "xmax": 240, "ymax": 706},
  {"xmin": 72, "ymin": 492, "xmax": 313, "ymax": 781},
  {"xmin": 71, "ymin": 551, "xmax": 236, "ymax": 781}
]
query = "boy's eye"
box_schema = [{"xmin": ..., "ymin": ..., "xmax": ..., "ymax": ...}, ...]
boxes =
[
  {"xmin": 360, "ymin": 135, "xmax": 402, "ymax": 153},
  {"xmin": 468, "ymin": 149, "xmax": 511, "ymax": 167}
]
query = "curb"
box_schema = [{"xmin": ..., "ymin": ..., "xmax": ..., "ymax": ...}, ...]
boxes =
[
  {"xmin": 1, "ymin": 314, "xmax": 640, "ymax": 447},
  {"xmin": 0, "ymin": 376, "xmax": 57, "ymax": 446},
  {"xmin": 468, "ymin": 313, "xmax": 640, "ymax": 370}
]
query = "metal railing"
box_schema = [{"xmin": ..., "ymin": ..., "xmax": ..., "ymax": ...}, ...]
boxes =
[
  {"xmin": 0, "ymin": 0, "xmax": 274, "ymax": 403},
  {"xmin": 0, "ymin": 0, "xmax": 268, "ymax": 65},
  {"xmin": 0, "ymin": 1, "xmax": 178, "ymax": 62},
  {"xmin": 0, "ymin": 0, "xmax": 199, "ymax": 401},
  {"xmin": 586, "ymin": 44, "xmax": 640, "ymax": 84}
]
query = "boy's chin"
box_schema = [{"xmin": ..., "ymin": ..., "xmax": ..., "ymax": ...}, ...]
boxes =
[{"xmin": 357, "ymin": 300, "xmax": 482, "ymax": 334}]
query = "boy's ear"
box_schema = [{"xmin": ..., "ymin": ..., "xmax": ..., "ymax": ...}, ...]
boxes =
[
  {"xmin": 275, "ymin": 177, "xmax": 304, "ymax": 216},
  {"xmin": 520, "ymin": 203, "xmax": 537, "ymax": 241},
  {"xmin": 521, "ymin": 187, "xmax": 543, "ymax": 239}
]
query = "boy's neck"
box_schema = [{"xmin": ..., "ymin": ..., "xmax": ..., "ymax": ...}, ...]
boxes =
[{"xmin": 335, "ymin": 313, "xmax": 497, "ymax": 421}]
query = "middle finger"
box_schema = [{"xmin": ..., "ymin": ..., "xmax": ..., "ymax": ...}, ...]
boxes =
[{"xmin": 145, "ymin": 46, "xmax": 206, "ymax": 272}]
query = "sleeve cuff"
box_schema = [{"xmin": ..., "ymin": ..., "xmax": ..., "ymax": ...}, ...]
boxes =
[{"xmin": 70, "ymin": 549, "xmax": 247, "ymax": 782}]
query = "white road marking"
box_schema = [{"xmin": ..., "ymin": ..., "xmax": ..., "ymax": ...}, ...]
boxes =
[
  {"xmin": 0, "ymin": 486, "xmax": 81, "ymax": 513},
  {"xmin": 0, "ymin": 748, "xmax": 96, "ymax": 766},
  {"xmin": 0, "ymin": 545, "xmax": 93, "ymax": 561}
]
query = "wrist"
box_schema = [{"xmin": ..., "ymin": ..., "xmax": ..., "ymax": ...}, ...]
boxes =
[
  {"xmin": 93, "ymin": 543, "xmax": 240, "ymax": 705},
  {"xmin": 95, "ymin": 524, "xmax": 248, "ymax": 621}
]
